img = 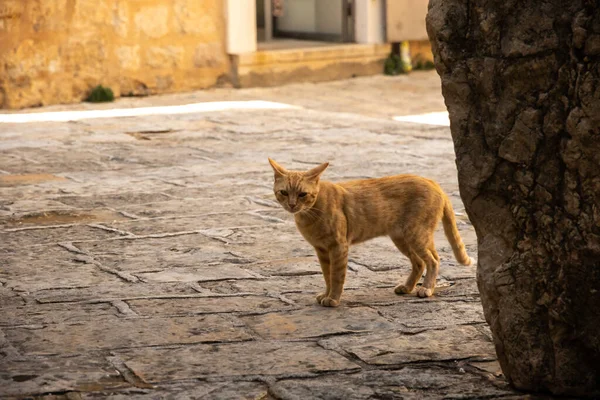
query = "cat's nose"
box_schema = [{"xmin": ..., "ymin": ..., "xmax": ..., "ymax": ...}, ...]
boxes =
[{"xmin": 289, "ymin": 202, "xmax": 297, "ymax": 210}]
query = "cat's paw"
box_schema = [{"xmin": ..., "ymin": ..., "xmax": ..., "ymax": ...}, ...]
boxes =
[
  {"xmin": 320, "ymin": 297, "xmax": 340, "ymax": 307},
  {"xmin": 316, "ymin": 293, "xmax": 329, "ymax": 303},
  {"xmin": 394, "ymin": 285, "xmax": 413, "ymax": 295},
  {"xmin": 416, "ymin": 287, "xmax": 434, "ymax": 298}
]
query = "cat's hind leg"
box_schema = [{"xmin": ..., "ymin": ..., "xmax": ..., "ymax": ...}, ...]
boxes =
[
  {"xmin": 415, "ymin": 246, "xmax": 439, "ymax": 298},
  {"xmin": 391, "ymin": 237, "xmax": 425, "ymax": 295}
]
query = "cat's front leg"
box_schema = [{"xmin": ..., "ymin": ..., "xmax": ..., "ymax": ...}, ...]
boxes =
[
  {"xmin": 315, "ymin": 247, "xmax": 331, "ymax": 303},
  {"xmin": 320, "ymin": 243, "xmax": 348, "ymax": 307}
]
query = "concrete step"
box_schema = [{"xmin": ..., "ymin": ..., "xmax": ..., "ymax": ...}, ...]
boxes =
[{"xmin": 231, "ymin": 42, "xmax": 391, "ymax": 87}]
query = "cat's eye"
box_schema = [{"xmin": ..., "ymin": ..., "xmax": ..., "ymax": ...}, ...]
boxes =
[
  {"xmin": 298, "ymin": 192, "xmax": 307, "ymax": 198},
  {"xmin": 279, "ymin": 190, "xmax": 288, "ymax": 196}
]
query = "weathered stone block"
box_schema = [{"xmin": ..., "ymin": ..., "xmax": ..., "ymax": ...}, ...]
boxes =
[
  {"xmin": 72, "ymin": 0, "xmax": 111, "ymax": 30},
  {"xmin": 0, "ymin": 302, "xmax": 118, "ymax": 327},
  {"xmin": 128, "ymin": 295, "xmax": 291, "ymax": 316},
  {"xmin": 174, "ymin": 0, "xmax": 219, "ymax": 35},
  {"xmin": 320, "ymin": 325, "xmax": 496, "ymax": 365},
  {"xmin": 115, "ymin": 46, "xmax": 140, "ymax": 71},
  {"xmin": 78, "ymin": 382, "xmax": 268, "ymax": 400},
  {"xmin": 0, "ymin": 1, "xmax": 24, "ymax": 20},
  {"xmin": 379, "ymin": 300, "xmax": 485, "ymax": 329},
  {"xmin": 242, "ymin": 306, "xmax": 394, "ymax": 339},
  {"xmin": 5, "ymin": 315, "xmax": 251, "ymax": 355},
  {"xmin": 112, "ymin": 1, "xmax": 129, "ymax": 38},
  {"xmin": 116, "ymin": 342, "xmax": 359, "ymax": 382},
  {"xmin": 272, "ymin": 367, "xmax": 514, "ymax": 400},
  {"xmin": 0, "ymin": 356, "xmax": 128, "ymax": 397},
  {"xmin": 4, "ymin": 40, "xmax": 60, "ymax": 80},
  {"xmin": 134, "ymin": 6, "xmax": 169, "ymax": 39},
  {"xmin": 193, "ymin": 43, "xmax": 224, "ymax": 68},
  {"xmin": 26, "ymin": 0, "xmax": 69, "ymax": 32},
  {"xmin": 146, "ymin": 46, "xmax": 184, "ymax": 69}
]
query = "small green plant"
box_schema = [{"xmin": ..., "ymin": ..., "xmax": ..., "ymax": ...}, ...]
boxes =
[
  {"xmin": 384, "ymin": 53, "xmax": 411, "ymax": 75},
  {"xmin": 413, "ymin": 56, "xmax": 436, "ymax": 71},
  {"xmin": 86, "ymin": 85, "xmax": 114, "ymax": 103},
  {"xmin": 415, "ymin": 60, "xmax": 436, "ymax": 70}
]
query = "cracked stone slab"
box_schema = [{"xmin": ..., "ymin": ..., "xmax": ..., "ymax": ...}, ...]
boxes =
[
  {"xmin": 33, "ymin": 282, "xmax": 198, "ymax": 303},
  {"xmin": 0, "ymin": 285, "xmax": 25, "ymax": 307},
  {"xmin": 202, "ymin": 266, "xmax": 402, "ymax": 297},
  {"xmin": 0, "ymin": 356, "xmax": 129, "ymax": 397},
  {"xmin": 118, "ymin": 197, "xmax": 275, "ymax": 219},
  {"xmin": 435, "ymin": 278, "xmax": 480, "ymax": 298},
  {"xmin": 5, "ymin": 314, "xmax": 251, "ymax": 355},
  {"xmin": 75, "ymin": 235, "xmax": 258, "ymax": 277},
  {"xmin": 378, "ymin": 300, "xmax": 486, "ymax": 329},
  {"xmin": 320, "ymin": 325, "xmax": 496, "ymax": 365},
  {"xmin": 104, "ymin": 213, "xmax": 268, "ymax": 236},
  {"xmin": 116, "ymin": 341, "xmax": 360, "ymax": 382},
  {"xmin": 245, "ymin": 256, "xmax": 322, "ymax": 277},
  {"xmin": 79, "ymin": 381, "xmax": 268, "ymax": 400},
  {"xmin": 0, "ymin": 302, "xmax": 119, "ymax": 327},
  {"xmin": 439, "ymin": 263, "xmax": 479, "ymax": 281},
  {"xmin": 349, "ymin": 237, "xmax": 414, "ymax": 271},
  {"xmin": 242, "ymin": 306, "xmax": 394, "ymax": 339},
  {"xmin": 0, "ymin": 173, "xmax": 68, "ymax": 187},
  {"xmin": 1, "ymin": 208, "xmax": 128, "ymax": 228},
  {"xmin": 271, "ymin": 366, "xmax": 514, "ymax": 400},
  {"xmin": 136, "ymin": 266, "xmax": 258, "ymax": 283},
  {"xmin": 0, "ymin": 225, "xmax": 124, "ymax": 249},
  {"xmin": 127, "ymin": 295, "xmax": 293, "ymax": 316},
  {"xmin": 162, "ymin": 182, "xmax": 273, "ymax": 200},
  {"xmin": 227, "ymin": 225, "xmax": 315, "ymax": 261},
  {"xmin": 55, "ymin": 192, "xmax": 174, "ymax": 209},
  {"xmin": 0, "ymin": 199, "xmax": 74, "ymax": 213},
  {"xmin": 0, "ymin": 148, "xmax": 122, "ymax": 174},
  {"xmin": 75, "ymin": 233, "xmax": 216, "ymax": 257},
  {"xmin": 199, "ymin": 274, "xmax": 327, "ymax": 295},
  {"xmin": 1, "ymin": 246, "xmax": 125, "ymax": 292}
]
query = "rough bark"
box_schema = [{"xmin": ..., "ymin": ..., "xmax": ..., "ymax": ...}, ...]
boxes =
[{"xmin": 427, "ymin": 0, "xmax": 600, "ymax": 396}]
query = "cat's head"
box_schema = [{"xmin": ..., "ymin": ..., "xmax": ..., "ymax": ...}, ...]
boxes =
[{"xmin": 268, "ymin": 158, "xmax": 329, "ymax": 214}]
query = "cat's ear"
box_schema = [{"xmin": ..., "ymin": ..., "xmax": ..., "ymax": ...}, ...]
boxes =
[
  {"xmin": 305, "ymin": 162, "xmax": 329, "ymax": 181},
  {"xmin": 268, "ymin": 158, "xmax": 288, "ymax": 177}
]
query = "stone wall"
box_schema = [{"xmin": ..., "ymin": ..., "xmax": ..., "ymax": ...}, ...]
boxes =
[{"xmin": 0, "ymin": 0, "xmax": 229, "ymax": 109}]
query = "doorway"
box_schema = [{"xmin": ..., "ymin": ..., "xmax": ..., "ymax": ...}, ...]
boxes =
[{"xmin": 256, "ymin": 0, "xmax": 354, "ymax": 44}]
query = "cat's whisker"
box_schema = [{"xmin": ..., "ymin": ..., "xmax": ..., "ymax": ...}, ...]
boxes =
[{"xmin": 301, "ymin": 208, "xmax": 325, "ymax": 222}]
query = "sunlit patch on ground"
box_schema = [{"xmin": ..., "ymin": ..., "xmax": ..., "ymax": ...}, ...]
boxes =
[
  {"xmin": 0, "ymin": 101, "xmax": 299, "ymax": 123},
  {"xmin": 393, "ymin": 111, "xmax": 450, "ymax": 126}
]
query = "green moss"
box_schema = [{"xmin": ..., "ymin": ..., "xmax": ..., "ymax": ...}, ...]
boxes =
[{"xmin": 86, "ymin": 85, "xmax": 115, "ymax": 103}]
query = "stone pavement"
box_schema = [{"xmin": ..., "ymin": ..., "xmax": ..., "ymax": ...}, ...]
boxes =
[{"xmin": 1, "ymin": 73, "xmax": 530, "ymax": 399}]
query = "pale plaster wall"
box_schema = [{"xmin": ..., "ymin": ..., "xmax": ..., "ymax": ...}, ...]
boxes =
[
  {"xmin": 227, "ymin": 0, "xmax": 257, "ymax": 53},
  {"xmin": 355, "ymin": 0, "xmax": 385, "ymax": 44}
]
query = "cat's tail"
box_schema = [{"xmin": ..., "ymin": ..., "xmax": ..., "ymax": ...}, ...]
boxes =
[{"xmin": 442, "ymin": 198, "xmax": 473, "ymax": 266}]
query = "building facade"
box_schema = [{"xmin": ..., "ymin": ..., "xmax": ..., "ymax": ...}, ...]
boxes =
[{"xmin": 0, "ymin": 0, "xmax": 430, "ymax": 109}]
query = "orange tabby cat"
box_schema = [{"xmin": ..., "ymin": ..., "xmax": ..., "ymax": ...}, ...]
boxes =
[{"xmin": 268, "ymin": 158, "xmax": 473, "ymax": 307}]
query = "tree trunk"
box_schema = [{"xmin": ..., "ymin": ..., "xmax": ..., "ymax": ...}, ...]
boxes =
[{"xmin": 427, "ymin": 0, "xmax": 600, "ymax": 396}]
